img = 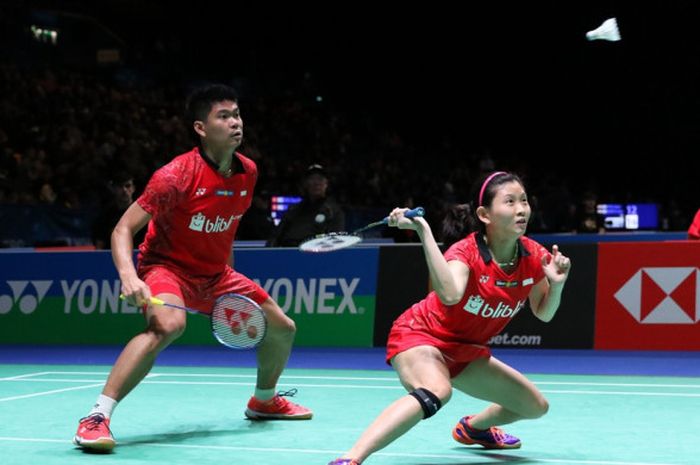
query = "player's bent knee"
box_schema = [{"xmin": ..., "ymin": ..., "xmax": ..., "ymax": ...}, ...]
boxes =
[
  {"xmin": 523, "ymin": 396, "xmax": 549, "ymax": 419},
  {"xmin": 409, "ymin": 387, "xmax": 447, "ymax": 419},
  {"xmin": 151, "ymin": 317, "xmax": 186, "ymax": 340},
  {"xmin": 534, "ymin": 397, "xmax": 549, "ymax": 418}
]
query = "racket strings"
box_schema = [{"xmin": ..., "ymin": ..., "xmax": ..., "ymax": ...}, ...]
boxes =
[
  {"xmin": 211, "ymin": 296, "xmax": 266, "ymax": 348},
  {"xmin": 299, "ymin": 233, "xmax": 362, "ymax": 252}
]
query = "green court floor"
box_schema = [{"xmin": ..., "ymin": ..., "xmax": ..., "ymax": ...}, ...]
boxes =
[{"xmin": 0, "ymin": 364, "xmax": 698, "ymax": 465}]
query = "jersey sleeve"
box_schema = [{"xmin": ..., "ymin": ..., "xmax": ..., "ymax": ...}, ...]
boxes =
[
  {"xmin": 137, "ymin": 160, "xmax": 188, "ymax": 216},
  {"xmin": 443, "ymin": 239, "xmax": 476, "ymax": 267},
  {"xmin": 529, "ymin": 240, "xmax": 550, "ymax": 283}
]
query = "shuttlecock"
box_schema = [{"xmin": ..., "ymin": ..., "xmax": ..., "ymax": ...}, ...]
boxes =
[{"xmin": 586, "ymin": 18, "xmax": 621, "ymax": 42}]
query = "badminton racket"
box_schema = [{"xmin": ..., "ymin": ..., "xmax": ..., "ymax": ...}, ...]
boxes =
[
  {"xmin": 299, "ymin": 206, "xmax": 425, "ymax": 253},
  {"xmin": 120, "ymin": 293, "xmax": 267, "ymax": 349}
]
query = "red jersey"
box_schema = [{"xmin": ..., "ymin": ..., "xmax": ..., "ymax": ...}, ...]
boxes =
[
  {"xmin": 396, "ymin": 232, "xmax": 549, "ymax": 345},
  {"xmin": 689, "ymin": 208, "xmax": 700, "ymax": 240},
  {"xmin": 137, "ymin": 147, "xmax": 256, "ymax": 277}
]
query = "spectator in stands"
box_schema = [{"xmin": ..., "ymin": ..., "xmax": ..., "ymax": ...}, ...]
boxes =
[
  {"xmin": 267, "ymin": 164, "xmax": 345, "ymax": 247},
  {"xmin": 575, "ymin": 191, "xmax": 604, "ymax": 233},
  {"xmin": 91, "ymin": 171, "xmax": 144, "ymax": 249},
  {"xmin": 236, "ymin": 189, "xmax": 275, "ymax": 241},
  {"xmin": 688, "ymin": 208, "xmax": 700, "ymax": 240}
]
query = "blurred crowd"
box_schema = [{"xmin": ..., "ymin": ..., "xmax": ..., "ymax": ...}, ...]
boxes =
[{"xmin": 0, "ymin": 62, "xmax": 693, "ymax": 244}]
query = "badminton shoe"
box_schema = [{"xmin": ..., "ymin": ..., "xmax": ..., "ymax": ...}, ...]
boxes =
[
  {"xmin": 245, "ymin": 388, "xmax": 312, "ymax": 420},
  {"xmin": 452, "ymin": 415, "xmax": 521, "ymax": 449},
  {"xmin": 73, "ymin": 413, "xmax": 116, "ymax": 451}
]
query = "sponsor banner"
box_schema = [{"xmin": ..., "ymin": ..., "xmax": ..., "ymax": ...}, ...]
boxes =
[
  {"xmin": 490, "ymin": 242, "xmax": 597, "ymax": 349},
  {"xmin": 237, "ymin": 248, "xmax": 377, "ymax": 346},
  {"xmin": 374, "ymin": 245, "xmax": 429, "ymax": 346},
  {"xmin": 595, "ymin": 241, "xmax": 700, "ymax": 350},
  {"xmin": 0, "ymin": 248, "xmax": 378, "ymax": 347},
  {"xmin": 373, "ymin": 242, "xmax": 596, "ymax": 349}
]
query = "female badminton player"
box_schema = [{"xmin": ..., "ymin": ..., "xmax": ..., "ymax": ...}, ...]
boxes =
[{"xmin": 329, "ymin": 171, "xmax": 571, "ymax": 465}]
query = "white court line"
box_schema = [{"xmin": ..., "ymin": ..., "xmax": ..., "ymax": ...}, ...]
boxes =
[
  {"xmin": 0, "ymin": 371, "xmax": 52, "ymax": 381},
  {"xmin": 36, "ymin": 371, "xmax": 398, "ymax": 381},
  {"xmin": 0, "ymin": 383, "xmax": 104, "ymax": 402},
  {"xmin": 540, "ymin": 389, "xmax": 700, "ymax": 398},
  {"xmin": 25, "ymin": 371, "xmax": 700, "ymax": 388},
  {"xmin": 3, "ymin": 378, "xmax": 700, "ymax": 397},
  {"xmin": 0, "ymin": 436, "xmax": 686, "ymax": 465}
]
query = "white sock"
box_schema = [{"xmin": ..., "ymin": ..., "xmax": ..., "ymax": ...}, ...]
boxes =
[
  {"xmin": 89, "ymin": 394, "xmax": 118, "ymax": 418},
  {"xmin": 254, "ymin": 388, "xmax": 275, "ymax": 401}
]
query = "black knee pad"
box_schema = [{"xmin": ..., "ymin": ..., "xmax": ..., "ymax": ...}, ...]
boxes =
[{"xmin": 409, "ymin": 388, "xmax": 442, "ymax": 419}]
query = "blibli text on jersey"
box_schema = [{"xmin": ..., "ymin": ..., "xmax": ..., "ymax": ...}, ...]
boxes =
[
  {"xmin": 188, "ymin": 213, "xmax": 242, "ymax": 233},
  {"xmin": 464, "ymin": 294, "xmax": 525, "ymax": 318}
]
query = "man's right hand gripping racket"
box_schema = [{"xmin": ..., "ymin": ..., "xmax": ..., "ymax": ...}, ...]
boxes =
[
  {"xmin": 299, "ymin": 207, "xmax": 425, "ymax": 253},
  {"xmin": 122, "ymin": 293, "xmax": 267, "ymax": 349}
]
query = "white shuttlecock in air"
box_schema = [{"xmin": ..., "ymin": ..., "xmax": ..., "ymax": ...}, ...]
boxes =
[{"xmin": 586, "ymin": 18, "xmax": 621, "ymax": 42}]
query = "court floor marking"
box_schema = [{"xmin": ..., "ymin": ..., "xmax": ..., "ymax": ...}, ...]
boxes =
[
  {"xmin": 0, "ymin": 382, "xmax": 105, "ymax": 402},
  {"xmin": 0, "ymin": 371, "xmax": 53, "ymax": 381},
  {"xmin": 2, "ymin": 380, "xmax": 700, "ymax": 398},
  {"xmin": 0, "ymin": 436, "xmax": 686, "ymax": 465},
  {"xmin": 6, "ymin": 371, "xmax": 700, "ymax": 389}
]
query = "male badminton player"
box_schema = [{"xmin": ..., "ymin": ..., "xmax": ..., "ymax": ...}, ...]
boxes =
[
  {"xmin": 329, "ymin": 172, "xmax": 571, "ymax": 465},
  {"xmin": 73, "ymin": 84, "xmax": 312, "ymax": 452}
]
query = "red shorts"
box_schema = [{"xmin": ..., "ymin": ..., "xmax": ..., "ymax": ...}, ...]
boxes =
[
  {"xmin": 139, "ymin": 264, "xmax": 269, "ymax": 314},
  {"xmin": 385, "ymin": 317, "xmax": 491, "ymax": 378}
]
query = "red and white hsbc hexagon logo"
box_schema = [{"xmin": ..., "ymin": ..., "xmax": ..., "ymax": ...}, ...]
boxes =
[
  {"xmin": 595, "ymin": 242, "xmax": 700, "ymax": 350},
  {"xmin": 615, "ymin": 267, "xmax": 698, "ymax": 324}
]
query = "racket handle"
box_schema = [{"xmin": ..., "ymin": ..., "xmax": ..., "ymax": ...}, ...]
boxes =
[
  {"xmin": 404, "ymin": 207, "xmax": 425, "ymax": 219},
  {"xmin": 119, "ymin": 294, "xmax": 165, "ymax": 306},
  {"xmin": 383, "ymin": 206, "xmax": 425, "ymax": 223}
]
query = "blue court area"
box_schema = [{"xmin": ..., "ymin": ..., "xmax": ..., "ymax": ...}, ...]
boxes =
[{"xmin": 1, "ymin": 347, "xmax": 699, "ymax": 465}]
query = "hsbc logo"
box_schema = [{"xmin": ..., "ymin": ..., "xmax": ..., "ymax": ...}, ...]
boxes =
[
  {"xmin": 0, "ymin": 280, "xmax": 53, "ymax": 315},
  {"xmin": 614, "ymin": 267, "xmax": 699, "ymax": 324}
]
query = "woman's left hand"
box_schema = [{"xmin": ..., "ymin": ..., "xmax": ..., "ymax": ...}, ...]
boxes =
[{"xmin": 541, "ymin": 244, "xmax": 571, "ymax": 286}]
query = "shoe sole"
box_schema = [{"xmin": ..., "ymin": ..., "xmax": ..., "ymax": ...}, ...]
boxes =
[
  {"xmin": 452, "ymin": 426, "xmax": 521, "ymax": 449},
  {"xmin": 73, "ymin": 436, "xmax": 116, "ymax": 451},
  {"xmin": 244, "ymin": 408, "xmax": 313, "ymax": 420}
]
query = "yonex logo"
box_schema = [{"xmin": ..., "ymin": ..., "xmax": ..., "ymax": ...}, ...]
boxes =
[
  {"xmin": 614, "ymin": 267, "xmax": 698, "ymax": 324},
  {"xmin": 0, "ymin": 280, "xmax": 53, "ymax": 315}
]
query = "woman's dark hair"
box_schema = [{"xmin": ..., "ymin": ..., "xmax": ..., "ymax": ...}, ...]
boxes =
[
  {"xmin": 441, "ymin": 171, "xmax": 526, "ymax": 248},
  {"xmin": 185, "ymin": 84, "xmax": 239, "ymax": 128}
]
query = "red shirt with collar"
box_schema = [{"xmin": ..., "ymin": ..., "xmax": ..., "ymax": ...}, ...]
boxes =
[
  {"xmin": 136, "ymin": 147, "xmax": 256, "ymax": 278},
  {"xmin": 391, "ymin": 232, "xmax": 549, "ymax": 346}
]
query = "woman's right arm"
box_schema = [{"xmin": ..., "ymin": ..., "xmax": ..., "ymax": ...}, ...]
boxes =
[
  {"xmin": 389, "ymin": 209, "xmax": 469, "ymax": 305},
  {"xmin": 112, "ymin": 202, "xmax": 152, "ymax": 305}
]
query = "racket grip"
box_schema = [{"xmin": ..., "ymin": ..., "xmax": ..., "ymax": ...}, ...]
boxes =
[
  {"xmin": 119, "ymin": 294, "xmax": 165, "ymax": 306},
  {"xmin": 381, "ymin": 206, "xmax": 425, "ymax": 223},
  {"xmin": 404, "ymin": 207, "xmax": 425, "ymax": 218}
]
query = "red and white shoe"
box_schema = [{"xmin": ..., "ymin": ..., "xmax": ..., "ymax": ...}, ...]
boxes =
[
  {"xmin": 73, "ymin": 413, "xmax": 116, "ymax": 451},
  {"xmin": 245, "ymin": 389, "xmax": 312, "ymax": 420}
]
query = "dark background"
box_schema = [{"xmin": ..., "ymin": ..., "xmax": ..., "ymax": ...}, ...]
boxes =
[{"xmin": 2, "ymin": 1, "xmax": 699, "ymax": 225}]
